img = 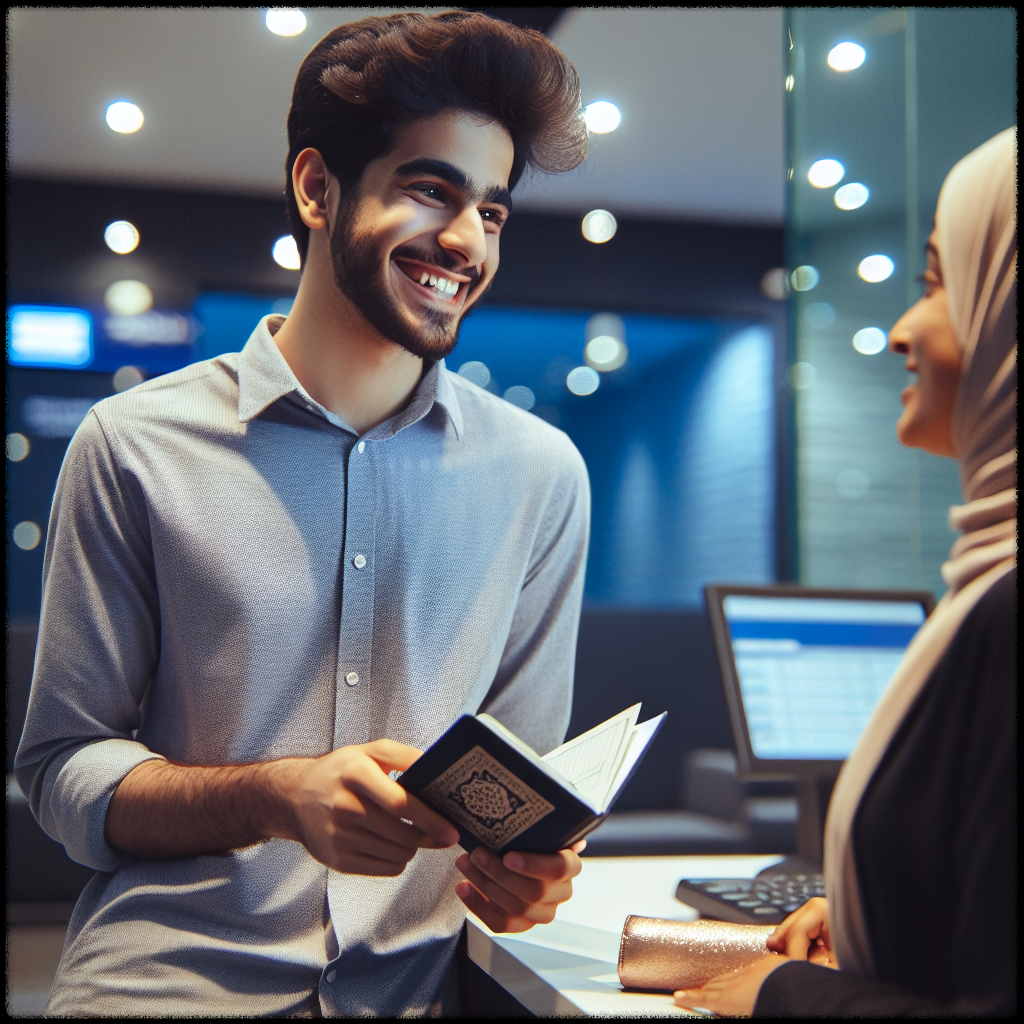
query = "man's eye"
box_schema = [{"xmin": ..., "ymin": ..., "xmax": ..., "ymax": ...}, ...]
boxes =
[{"xmin": 410, "ymin": 183, "xmax": 444, "ymax": 201}]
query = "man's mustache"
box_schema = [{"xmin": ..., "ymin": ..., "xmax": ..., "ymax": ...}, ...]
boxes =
[{"xmin": 391, "ymin": 243, "xmax": 481, "ymax": 286}]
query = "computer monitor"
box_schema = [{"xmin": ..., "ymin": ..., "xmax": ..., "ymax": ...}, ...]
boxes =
[{"xmin": 705, "ymin": 584, "xmax": 935, "ymax": 863}]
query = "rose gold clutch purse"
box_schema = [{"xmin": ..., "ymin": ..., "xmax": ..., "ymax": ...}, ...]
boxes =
[{"xmin": 617, "ymin": 915, "xmax": 779, "ymax": 992}]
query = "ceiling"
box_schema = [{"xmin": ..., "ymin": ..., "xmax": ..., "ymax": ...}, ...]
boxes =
[{"xmin": 8, "ymin": 7, "xmax": 784, "ymax": 224}]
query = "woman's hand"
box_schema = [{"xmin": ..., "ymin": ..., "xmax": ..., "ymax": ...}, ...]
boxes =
[
  {"xmin": 767, "ymin": 896, "xmax": 836, "ymax": 967},
  {"xmin": 674, "ymin": 898, "xmax": 837, "ymax": 1016},
  {"xmin": 673, "ymin": 954, "xmax": 789, "ymax": 1017}
]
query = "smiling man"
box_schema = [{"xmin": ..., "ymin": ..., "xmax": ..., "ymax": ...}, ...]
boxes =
[{"xmin": 16, "ymin": 11, "xmax": 590, "ymax": 1018}]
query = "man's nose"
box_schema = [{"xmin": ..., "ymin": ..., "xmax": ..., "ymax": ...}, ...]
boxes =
[{"xmin": 437, "ymin": 206, "xmax": 487, "ymax": 269}]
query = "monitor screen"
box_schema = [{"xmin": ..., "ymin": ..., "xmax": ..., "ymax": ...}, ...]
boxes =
[{"xmin": 722, "ymin": 594, "xmax": 927, "ymax": 761}]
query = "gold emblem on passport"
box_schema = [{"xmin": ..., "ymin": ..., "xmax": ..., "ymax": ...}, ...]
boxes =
[{"xmin": 422, "ymin": 745, "xmax": 555, "ymax": 850}]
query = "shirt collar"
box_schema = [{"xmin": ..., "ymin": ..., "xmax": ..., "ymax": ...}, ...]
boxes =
[{"xmin": 236, "ymin": 315, "xmax": 463, "ymax": 440}]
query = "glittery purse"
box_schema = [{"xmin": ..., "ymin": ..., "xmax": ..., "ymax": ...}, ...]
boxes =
[{"xmin": 617, "ymin": 915, "xmax": 780, "ymax": 992}]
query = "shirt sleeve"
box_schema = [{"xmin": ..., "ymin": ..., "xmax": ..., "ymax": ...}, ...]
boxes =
[
  {"xmin": 476, "ymin": 437, "xmax": 590, "ymax": 757},
  {"xmin": 14, "ymin": 409, "xmax": 166, "ymax": 872}
]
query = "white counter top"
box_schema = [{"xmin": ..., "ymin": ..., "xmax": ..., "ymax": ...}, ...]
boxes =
[{"xmin": 467, "ymin": 853, "xmax": 785, "ymax": 1017}]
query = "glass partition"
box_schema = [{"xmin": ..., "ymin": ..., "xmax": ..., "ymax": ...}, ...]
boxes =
[{"xmin": 785, "ymin": 7, "xmax": 1016, "ymax": 596}]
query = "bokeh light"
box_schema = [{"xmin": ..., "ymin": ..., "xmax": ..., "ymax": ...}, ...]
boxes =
[
  {"xmin": 457, "ymin": 361, "xmax": 491, "ymax": 388},
  {"xmin": 104, "ymin": 280, "xmax": 153, "ymax": 315},
  {"xmin": 853, "ymin": 327, "xmax": 887, "ymax": 354},
  {"xmin": 6, "ymin": 432, "xmax": 31, "ymax": 462},
  {"xmin": 790, "ymin": 265, "xmax": 820, "ymax": 292},
  {"xmin": 584, "ymin": 101, "xmax": 621, "ymax": 134},
  {"xmin": 858, "ymin": 254, "xmax": 894, "ymax": 283},
  {"xmin": 113, "ymin": 366, "xmax": 146, "ymax": 392},
  {"xmin": 788, "ymin": 362, "xmax": 818, "ymax": 389},
  {"xmin": 807, "ymin": 159, "xmax": 845, "ymax": 188},
  {"xmin": 581, "ymin": 209, "xmax": 617, "ymax": 244},
  {"xmin": 13, "ymin": 521, "xmax": 43, "ymax": 551},
  {"xmin": 105, "ymin": 101, "xmax": 144, "ymax": 133},
  {"xmin": 265, "ymin": 9, "xmax": 306, "ymax": 36},
  {"xmin": 272, "ymin": 235, "xmax": 301, "ymax": 270},
  {"xmin": 827, "ymin": 42, "xmax": 866, "ymax": 71},
  {"xmin": 834, "ymin": 182, "xmax": 869, "ymax": 210},
  {"xmin": 566, "ymin": 366, "xmax": 600, "ymax": 396},
  {"xmin": 503, "ymin": 385, "xmax": 536, "ymax": 410},
  {"xmin": 803, "ymin": 302, "xmax": 835, "ymax": 328},
  {"xmin": 104, "ymin": 220, "xmax": 140, "ymax": 254}
]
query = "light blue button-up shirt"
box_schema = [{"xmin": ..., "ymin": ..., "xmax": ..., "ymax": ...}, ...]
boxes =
[{"xmin": 15, "ymin": 315, "xmax": 590, "ymax": 1017}]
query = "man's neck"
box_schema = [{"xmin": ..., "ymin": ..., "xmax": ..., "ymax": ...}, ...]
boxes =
[{"xmin": 272, "ymin": 255, "xmax": 425, "ymax": 436}]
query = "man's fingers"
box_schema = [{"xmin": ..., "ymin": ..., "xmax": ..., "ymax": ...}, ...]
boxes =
[
  {"xmin": 456, "ymin": 852, "xmax": 566, "ymax": 921},
  {"xmin": 456, "ymin": 881, "xmax": 534, "ymax": 934},
  {"xmin": 346, "ymin": 754, "xmax": 459, "ymax": 846},
  {"xmin": 333, "ymin": 822, "xmax": 421, "ymax": 864},
  {"xmin": 501, "ymin": 846, "xmax": 583, "ymax": 882},
  {"xmin": 361, "ymin": 739, "xmax": 426, "ymax": 774},
  {"xmin": 328, "ymin": 849, "xmax": 411, "ymax": 878}
]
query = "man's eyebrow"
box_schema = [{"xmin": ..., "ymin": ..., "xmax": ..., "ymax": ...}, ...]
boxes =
[{"xmin": 395, "ymin": 158, "xmax": 512, "ymax": 213}]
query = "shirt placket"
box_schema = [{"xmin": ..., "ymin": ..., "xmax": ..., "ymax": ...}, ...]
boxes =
[{"xmin": 334, "ymin": 437, "xmax": 377, "ymax": 746}]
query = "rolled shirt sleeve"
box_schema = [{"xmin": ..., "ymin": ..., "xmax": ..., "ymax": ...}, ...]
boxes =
[{"xmin": 15, "ymin": 409, "xmax": 166, "ymax": 872}]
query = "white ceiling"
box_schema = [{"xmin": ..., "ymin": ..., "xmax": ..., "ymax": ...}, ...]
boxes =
[{"xmin": 8, "ymin": 7, "xmax": 784, "ymax": 224}]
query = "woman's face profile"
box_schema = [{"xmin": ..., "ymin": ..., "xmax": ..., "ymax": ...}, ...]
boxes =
[{"xmin": 887, "ymin": 226, "xmax": 963, "ymax": 457}]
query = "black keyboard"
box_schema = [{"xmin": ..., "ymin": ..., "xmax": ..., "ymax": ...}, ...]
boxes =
[{"xmin": 675, "ymin": 871, "xmax": 825, "ymax": 925}]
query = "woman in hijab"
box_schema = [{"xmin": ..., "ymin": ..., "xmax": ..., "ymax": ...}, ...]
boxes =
[{"xmin": 676, "ymin": 126, "xmax": 1017, "ymax": 1017}]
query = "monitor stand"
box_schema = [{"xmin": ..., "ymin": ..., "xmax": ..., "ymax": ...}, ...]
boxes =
[
  {"xmin": 797, "ymin": 773, "xmax": 837, "ymax": 866},
  {"xmin": 758, "ymin": 774, "xmax": 836, "ymax": 876}
]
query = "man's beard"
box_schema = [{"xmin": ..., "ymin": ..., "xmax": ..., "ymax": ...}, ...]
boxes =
[{"xmin": 328, "ymin": 200, "xmax": 474, "ymax": 361}]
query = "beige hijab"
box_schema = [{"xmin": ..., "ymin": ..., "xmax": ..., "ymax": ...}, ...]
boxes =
[{"xmin": 825, "ymin": 127, "xmax": 1018, "ymax": 978}]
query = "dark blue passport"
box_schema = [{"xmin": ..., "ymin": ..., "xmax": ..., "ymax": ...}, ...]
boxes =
[{"xmin": 398, "ymin": 704, "xmax": 666, "ymax": 854}]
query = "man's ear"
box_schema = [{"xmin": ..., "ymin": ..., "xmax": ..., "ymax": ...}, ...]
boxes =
[{"xmin": 292, "ymin": 148, "xmax": 332, "ymax": 232}]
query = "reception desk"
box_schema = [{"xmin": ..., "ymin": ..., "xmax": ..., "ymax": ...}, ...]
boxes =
[{"xmin": 467, "ymin": 854, "xmax": 786, "ymax": 1017}]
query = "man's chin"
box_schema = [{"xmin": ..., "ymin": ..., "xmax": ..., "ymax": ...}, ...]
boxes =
[{"xmin": 386, "ymin": 306, "xmax": 462, "ymax": 362}]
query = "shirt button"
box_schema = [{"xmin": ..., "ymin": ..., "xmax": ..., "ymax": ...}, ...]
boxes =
[
  {"xmin": 345, "ymin": 671, "xmax": 360, "ymax": 686},
  {"xmin": 326, "ymin": 970, "xmax": 336, "ymax": 984},
  {"xmin": 306, "ymin": 404, "xmax": 314, "ymax": 413},
  {"xmin": 352, "ymin": 554, "xmax": 367, "ymax": 569},
  {"xmin": 357, "ymin": 441, "xmax": 366, "ymax": 453}
]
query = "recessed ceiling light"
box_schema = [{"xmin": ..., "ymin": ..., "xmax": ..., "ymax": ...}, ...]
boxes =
[
  {"xmin": 584, "ymin": 101, "xmax": 621, "ymax": 134},
  {"xmin": 858, "ymin": 255, "xmax": 894, "ymax": 283},
  {"xmin": 581, "ymin": 209, "xmax": 617, "ymax": 244},
  {"xmin": 104, "ymin": 280, "xmax": 153, "ymax": 315},
  {"xmin": 104, "ymin": 220, "xmax": 140, "ymax": 254},
  {"xmin": 272, "ymin": 235, "xmax": 301, "ymax": 270},
  {"xmin": 828, "ymin": 42, "xmax": 866, "ymax": 71},
  {"xmin": 105, "ymin": 101, "xmax": 144, "ymax": 134},
  {"xmin": 807, "ymin": 159, "xmax": 844, "ymax": 188},
  {"xmin": 265, "ymin": 8, "xmax": 306, "ymax": 36},
  {"xmin": 834, "ymin": 182, "xmax": 869, "ymax": 210}
]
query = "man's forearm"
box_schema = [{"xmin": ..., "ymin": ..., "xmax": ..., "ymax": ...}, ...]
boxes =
[{"xmin": 104, "ymin": 757, "xmax": 303, "ymax": 859}]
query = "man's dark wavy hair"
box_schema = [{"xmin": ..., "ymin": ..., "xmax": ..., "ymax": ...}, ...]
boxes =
[{"xmin": 285, "ymin": 10, "xmax": 588, "ymax": 262}]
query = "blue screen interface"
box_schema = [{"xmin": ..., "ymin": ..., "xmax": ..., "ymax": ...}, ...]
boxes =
[{"xmin": 723, "ymin": 595, "xmax": 927, "ymax": 760}]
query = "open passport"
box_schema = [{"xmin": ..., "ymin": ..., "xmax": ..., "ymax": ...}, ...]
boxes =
[{"xmin": 398, "ymin": 704, "xmax": 666, "ymax": 854}]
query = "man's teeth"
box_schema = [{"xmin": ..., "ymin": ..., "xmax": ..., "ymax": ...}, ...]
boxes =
[{"xmin": 415, "ymin": 270, "xmax": 458, "ymax": 297}]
